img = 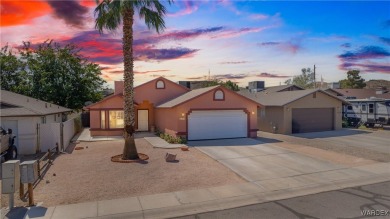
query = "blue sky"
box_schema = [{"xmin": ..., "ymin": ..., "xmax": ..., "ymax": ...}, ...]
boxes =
[{"xmin": 1, "ymin": 1, "xmax": 389, "ymax": 87}]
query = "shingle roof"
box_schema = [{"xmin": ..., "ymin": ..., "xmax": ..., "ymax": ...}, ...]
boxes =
[
  {"xmin": 238, "ymin": 89, "xmax": 349, "ymax": 106},
  {"xmin": 0, "ymin": 90, "xmax": 72, "ymax": 117},
  {"xmin": 334, "ymin": 89, "xmax": 390, "ymax": 99},
  {"xmin": 262, "ymin": 84, "xmax": 304, "ymax": 93},
  {"xmin": 157, "ymin": 86, "xmax": 219, "ymax": 108}
]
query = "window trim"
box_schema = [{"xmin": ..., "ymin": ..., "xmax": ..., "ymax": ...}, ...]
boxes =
[
  {"xmin": 156, "ymin": 80, "xmax": 165, "ymax": 89},
  {"xmin": 368, "ymin": 103, "xmax": 374, "ymax": 114},
  {"xmin": 213, "ymin": 89, "xmax": 225, "ymax": 101},
  {"xmin": 100, "ymin": 110, "xmax": 106, "ymax": 129}
]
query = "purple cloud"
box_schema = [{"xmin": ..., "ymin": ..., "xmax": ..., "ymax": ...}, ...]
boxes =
[
  {"xmin": 379, "ymin": 37, "xmax": 390, "ymax": 46},
  {"xmin": 258, "ymin": 40, "xmax": 302, "ymax": 54},
  {"xmin": 135, "ymin": 47, "xmax": 199, "ymax": 61},
  {"xmin": 256, "ymin": 73, "xmax": 290, "ymax": 78},
  {"xmin": 219, "ymin": 61, "xmax": 248, "ymax": 64},
  {"xmin": 47, "ymin": 0, "xmax": 88, "ymax": 28},
  {"xmin": 338, "ymin": 46, "xmax": 390, "ymax": 61},
  {"xmin": 339, "ymin": 62, "xmax": 390, "ymax": 74},
  {"xmin": 259, "ymin": 42, "xmax": 280, "ymax": 46},
  {"xmin": 340, "ymin": 43, "xmax": 351, "ymax": 48},
  {"xmin": 214, "ymin": 74, "xmax": 248, "ymax": 80}
]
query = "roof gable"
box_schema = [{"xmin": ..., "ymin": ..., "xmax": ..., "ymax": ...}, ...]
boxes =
[
  {"xmin": 135, "ymin": 77, "xmax": 189, "ymax": 92},
  {"xmin": 157, "ymin": 86, "xmax": 261, "ymax": 108},
  {"xmin": 0, "ymin": 90, "xmax": 72, "ymax": 117}
]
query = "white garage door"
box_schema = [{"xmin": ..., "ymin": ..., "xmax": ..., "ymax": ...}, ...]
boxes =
[{"xmin": 188, "ymin": 110, "xmax": 247, "ymax": 140}]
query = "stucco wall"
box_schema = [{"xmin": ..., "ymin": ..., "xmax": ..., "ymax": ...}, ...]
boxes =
[
  {"xmin": 283, "ymin": 91, "xmax": 343, "ymax": 134},
  {"xmin": 156, "ymin": 87, "xmax": 258, "ymax": 138},
  {"xmin": 155, "ymin": 108, "xmax": 179, "ymax": 136},
  {"xmin": 258, "ymin": 106, "xmax": 285, "ymax": 134},
  {"xmin": 135, "ymin": 78, "xmax": 188, "ymax": 106}
]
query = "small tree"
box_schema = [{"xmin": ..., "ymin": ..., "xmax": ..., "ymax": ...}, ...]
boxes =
[
  {"xmin": 0, "ymin": 41, "xmax": 105, "ymax": 110},
  {"xmin": 339, "ymin": 70, "xmax": 366, "ymax": 89},
  {"xmin": 285, "ymin": 68, "xmax": 314, "ymax": 89},
  {"xmin": 203, "ymin": 79, "xmax": 240, "ymax": 91}
]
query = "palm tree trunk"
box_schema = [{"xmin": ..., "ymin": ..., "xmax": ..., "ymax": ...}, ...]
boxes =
[{"xmin": 122, "ymin": 7, "xmax": 139, "ymax": 160}]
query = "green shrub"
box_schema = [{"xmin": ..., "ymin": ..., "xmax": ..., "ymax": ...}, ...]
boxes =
[{"xmin": 159, "ymin": 132, "xmax": 187, "ymax": 144}]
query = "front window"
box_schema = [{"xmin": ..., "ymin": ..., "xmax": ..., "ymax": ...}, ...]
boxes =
[
  {"xmin": 369, "ymin": 104, "xmax": 374, "ymax": 114},
  {"xmin": 347, "ymin": 106, "xmax": 353, "ymax": 110},
  {"xmin": 361, "ymin": 104, "xmax": 366, "ymax": 111},
  {"xmin": 109, "ymin": 111, "xmax": 124, "ymax": 128},
  {"xmin": 101, "ymin": 111, "xmax": 106, "ymax": 129}
]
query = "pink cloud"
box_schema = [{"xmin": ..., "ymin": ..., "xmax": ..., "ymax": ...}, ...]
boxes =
[{"xmin": 167, "ymin": 1, "xmax": 199, "ymax": 17}]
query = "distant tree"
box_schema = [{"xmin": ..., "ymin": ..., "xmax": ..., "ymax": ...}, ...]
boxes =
[
  {"xmin": 285, "ymin": 68, "xmax": 314, "ymax": 89},
  {"xmin": 339, "ymin": 70, "xmax": 366, "ymax": 89},
  {"xmin": 0, "ymin": 41, "xmax": 105, "ymax": 110},
  {"xmin": 0, "ymin": 45, "xmax": 30, "ymax": 94},
  {"xmin": 203, "ymin": 78, "xmax": 240, "ymax": 91}
]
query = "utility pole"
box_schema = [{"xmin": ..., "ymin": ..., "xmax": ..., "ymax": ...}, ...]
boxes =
[
  {"xmin": 208, "ymin": 69, "xmax": 210, "ymax": 81},
  {"xmin": 313, "ymin": 64, "xmax": 316, "ymax": 89}
]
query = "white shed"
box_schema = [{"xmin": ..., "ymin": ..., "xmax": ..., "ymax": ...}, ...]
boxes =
[{"xmin": 0, "ymin": 90, "xmax": 73, "ymax": 154}]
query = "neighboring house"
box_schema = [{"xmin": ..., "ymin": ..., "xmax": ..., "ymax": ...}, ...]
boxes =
[
  {"xmin": 261, "ymin": 84, "xmax": 304, "ymax": 93},
  {"xmin": 178, "ymin": 81, "xmax": 208, "ymax": 90},
  {"xmin": 333, "ymin": 88, "xmax": 390, "ymax": 99},
  {"xmin": 86, "ymin": 77, "xmax": 260, "ymax": 140},
  {"xmin": 0, "ymin": 90, "xmax": 73, "ymax": 154},
  {"xmin": 239, "ymin": 89, "xmax": 349, "ymax": 134}
]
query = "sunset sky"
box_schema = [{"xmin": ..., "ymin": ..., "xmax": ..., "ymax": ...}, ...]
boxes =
[{"xmin": 1, "ymin": 1, "xmax": 389, "ymax": 88}]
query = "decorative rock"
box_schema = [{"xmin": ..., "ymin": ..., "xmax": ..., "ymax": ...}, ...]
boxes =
[{"xmin": 180, "ymin": 146, "xmax": 189, "ymax": 151}]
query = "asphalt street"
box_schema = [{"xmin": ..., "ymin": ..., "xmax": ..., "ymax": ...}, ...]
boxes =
[{"xmin": 174, "ymin": 181, "xmax": 390, "ymax": 219}]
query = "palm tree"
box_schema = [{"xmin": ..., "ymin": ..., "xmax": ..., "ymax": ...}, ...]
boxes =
[{"xmin": 95, "ymin": 0, "xmax": 171, "ymax": 160}]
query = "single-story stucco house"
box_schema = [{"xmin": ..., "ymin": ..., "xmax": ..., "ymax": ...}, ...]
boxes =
[
  {"xmin": 86, "ymin": 77, "xmax": 260, "ymax": 140},
  {"xmin": 239, "ymin": 89, "xmax": 349, "ymax": 134},
  {"xmin": 0, "ymin": 90, "xmax": 73, "ymax": 154}
]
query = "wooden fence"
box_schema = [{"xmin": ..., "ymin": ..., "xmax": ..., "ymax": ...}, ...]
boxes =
[{"xmin": 19, "ymin": 143, "xmax": 60, "ymax": 200}]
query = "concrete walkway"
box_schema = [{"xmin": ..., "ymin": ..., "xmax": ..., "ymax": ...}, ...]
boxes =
[
  {"xmin": 3, "ymin": 162, "xmax": 389, "ymax": 219},
  {"xmin": 73, "ymin": 128, "xmax": 157, "ymax": 142},
  {"xmin": 144, "ymin": 137, "xmax": 184, "ymax": 149},
  {"xmin": 73, "ymin": 128, "xmax": 123, "ymax": 142}
]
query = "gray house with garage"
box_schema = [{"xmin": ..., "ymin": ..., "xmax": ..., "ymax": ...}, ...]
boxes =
[{"xmin": 239, "ymin": 88, "xmax": 349, "ymax": 134}]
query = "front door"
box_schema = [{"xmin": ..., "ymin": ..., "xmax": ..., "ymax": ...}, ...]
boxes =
[{"xmin": 137, "ymin": 110, "xmax": 149, "ymax": 131}]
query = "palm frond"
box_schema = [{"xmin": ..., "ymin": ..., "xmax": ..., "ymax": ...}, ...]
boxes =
[{"xmin": 94, "ymin": 0, "xmax": 122, "ymax": 33}]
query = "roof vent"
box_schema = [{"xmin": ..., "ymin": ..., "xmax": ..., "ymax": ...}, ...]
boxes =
[
  {"xmin": 27, "ymin": 98, "xmax": 29, "ymax": 102},
  {"xmin": 58, "ymin": 106, "xmax": 59, "ymax": 109},
  {"xmin": 45, "ymin": 103, "xmax": 47, "ymax": 108}
]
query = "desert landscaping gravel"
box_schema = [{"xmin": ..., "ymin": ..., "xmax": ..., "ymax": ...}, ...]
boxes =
[{"xmin": 1, "ymin": 138, "xmax": 244, "ymax": 207}]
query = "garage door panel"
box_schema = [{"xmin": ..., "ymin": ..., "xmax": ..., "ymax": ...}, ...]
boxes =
[
  {"xmin": 188, "ymin": 110, "xmax": 247, "ymax": 140},
  {"xmin": 292, "ymin": 108, "xmax": 334, "ymax": 133}
]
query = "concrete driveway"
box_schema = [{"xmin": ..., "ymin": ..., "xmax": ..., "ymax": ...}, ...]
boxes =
[
  {"xmin": 291, "ymin": 129, "xmax": 389, "ymax": 154},
  {"xmin": 188, "ymin": 138, "xmax": 364, "ymax": 190}
]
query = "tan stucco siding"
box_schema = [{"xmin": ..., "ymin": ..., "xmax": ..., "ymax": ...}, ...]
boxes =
[
  {"xmin": 284, "ymin": 91, "xmax": 342, "ymax": 134},
  {"xmin": 164, "ymin": 88, "xmax": 259, "ymax": 138},
  {"xmin": 89, "ymin": 95, "xmax": 124, "ymax": 109},
  {"xmin": 135, "ymin": 78, "xmax": 188, "ymax": 106},
  {"xmin": 155, "ymin": 108, "xmax": 180, "ymax": 136},
  {"xmin": 258, "ymin": 106, "xmax": 285, "ymax": 134}
]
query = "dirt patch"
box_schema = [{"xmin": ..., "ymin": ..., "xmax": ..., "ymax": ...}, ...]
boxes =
[{"xmin": 1, "ymin": 139, "xmax": 244, "ymax": 207}]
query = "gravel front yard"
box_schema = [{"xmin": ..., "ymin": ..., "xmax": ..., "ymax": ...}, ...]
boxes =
[{"xmin": 1, "ymin": 138, "xmax": 244, "ymax": 207}]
